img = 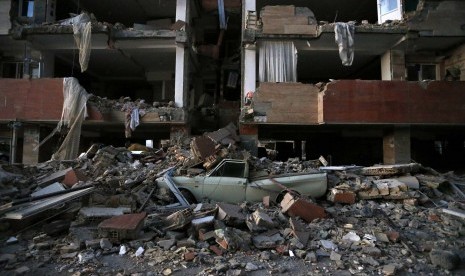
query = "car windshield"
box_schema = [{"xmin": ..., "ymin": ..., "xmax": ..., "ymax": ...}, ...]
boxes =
[{"xmin": 210, "ymin": 161, "xmax": 245, "ymax": 178}]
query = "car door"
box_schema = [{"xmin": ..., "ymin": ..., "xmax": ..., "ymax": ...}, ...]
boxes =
[{"xmin": 202, "ymin": 160, "xmax": 247, "ymax": 203}]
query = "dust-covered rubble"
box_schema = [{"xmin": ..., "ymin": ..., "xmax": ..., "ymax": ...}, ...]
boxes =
[{"xmin": 0, "ymin": 125, "xmax": 465, "ymax": 275}]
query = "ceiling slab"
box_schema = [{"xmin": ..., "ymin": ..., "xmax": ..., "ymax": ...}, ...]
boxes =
[{"xmin": 76, "ymin": 0, "xmax": 177, "ymax": 26}]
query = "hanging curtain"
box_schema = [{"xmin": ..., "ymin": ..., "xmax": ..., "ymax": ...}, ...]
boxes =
[{"xmin": 259, "ymin": 41, "xmax": 297, "ymax": 82}]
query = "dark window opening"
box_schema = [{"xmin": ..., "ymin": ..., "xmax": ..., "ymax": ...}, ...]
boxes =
[{"xmin": 211, "ymin": 162, "xmax": 245, "ymax": 178}]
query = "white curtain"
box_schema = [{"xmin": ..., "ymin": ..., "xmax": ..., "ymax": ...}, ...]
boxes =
[{"xmin": 259, "ymin": 41, "xmax": 297, "ymax": 82}]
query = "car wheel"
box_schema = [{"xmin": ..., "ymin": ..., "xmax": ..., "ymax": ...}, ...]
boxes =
[{"xmin": 180, "ymin": 189, "xmax": 197, "ymax": 205}]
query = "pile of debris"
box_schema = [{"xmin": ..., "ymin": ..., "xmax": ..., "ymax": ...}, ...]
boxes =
[{"xmin": 0, "ymin": 125, "xmax": 464, "ymax": 275}]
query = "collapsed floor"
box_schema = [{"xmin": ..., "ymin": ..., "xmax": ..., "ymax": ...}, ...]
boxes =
[{"xmin": 0, "ymin": 125, "xmax": 464, "ymax": 276}]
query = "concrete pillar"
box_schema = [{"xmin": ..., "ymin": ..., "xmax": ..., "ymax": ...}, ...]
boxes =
[
  {"xmin": 40, "ymin": 51, "xmax": 55, "ymax": 77},
  {"xmin": 174, "ymin": 0, "xmax": 189, "ymax": 108},
  {"xmin": 239, "ymin": 124, "xmax": 258, "ymax": 156},
  {"xmin": 383, "ymin": 127, "xmax": 411, "ymax": 164},
  {"xmin": 242, "ymin": 0, "xmax": 256, "ymax": 106},
  {"xmin": 243, "ymin": 48, "xmax": 256, "ymax": 100},
  {"xmin": 23, "ymin": 125, "xmax": 40, "ymax": 164},
  {"xmin": 381, "ymin": 50, "xmax": 405, "ymax": 80}
]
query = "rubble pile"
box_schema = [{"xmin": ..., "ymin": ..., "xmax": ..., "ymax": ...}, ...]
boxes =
[{"xmin": 0, "ymin": 126, "xmax": 464, "ymax": 275}]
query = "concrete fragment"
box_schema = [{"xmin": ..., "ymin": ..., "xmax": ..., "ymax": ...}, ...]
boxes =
[
  {"xmin": 100, "ymin": 238, "xmax": 113, "ymax": 250},
  {"xmin": 157, "ymin": 239, "xmax": 176, "ymax": 250},
  {"xmin": 60, "ymin": 252, "xmax": 78, "ymax": 259},
  {"xmin": 85, "ymin": 239, "xmax": 101, "ymax": 249},
  {"xmin": 397, "ymin": 175, "xmax": 420, "ymax": 189},
  {"xmin": 289, "ymin": 218, "xmax": 310, "ymax": 245},
  {"xmin": 362, "ymin": 246, "xmax": 382, "ymax": 257},
  {"xmin": 246, "ymin": 209, "xmax": 275, "ymax": 231},
  {"xmin": 36, "ymin": 167, "xmax": 73, "ymax": 188},
  {"xmin": 280, "ymin": 193, "xmax": 326, "ymax": 222},
  {"xmin": 252, "ymin": 232, "xmax": 283, "ymax": 249},
  {"xmin": 216, "ymin": 203, "xmax": 246, "ymax": 226},
  {"xmin": 357, "ymin": 187, "xmax": 381, "ymax": 199},
  {"xmin": 429, "ymin": 249, "xmax": 460, "ymax": 270},
  {"xmin": 198, "ymin": 229, "xmax": 217, "ymax": 241},
  {"xmin": 14, "ymin": 266, "xmax": 30, "ymax": 275},
  {"xmin": 191, "ymin": 215, "xmax": 215, "ymax": 231},
  {"xmin": 330, "ymin": 251, "xmax": 342, "ymax": 261},
  {"xmin": 60, "ymin": 244, "xmax": 80, "ymax": 254},
  {"xmin": 382, "ymin": 264, "xmax": 396, "ymax": 275}
]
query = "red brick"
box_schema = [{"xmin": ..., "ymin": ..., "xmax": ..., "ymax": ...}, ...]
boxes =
[
  {"xmin": 280, "ymin": 193, "xmax": 326, "ymax": 223},
  {"xmin": 216, "ymin": 237, "xmax": 229, "ymax": 250},
  {"xmin": 428, "ymin": 214, "xmax": 442, "ymax": 222},
  {"xmin": 183, "ymin": 251, "xmax": 196, "ymax": 261},
  {"xmin": 62, "ymin": 169, "xmax": 88, "ymax": 188},
  {"xmin": 386, "ymin": 231, "xmax": 400, "ymax": 243},
  {"xmin": 276, "ymin": 244, "xmax": 289, "ymax": 255},
  {"xmin": 332, "ymin": 191, "xmax": 356, "ymax": 204},
  {"xmin": 209, "ymin": 245, "xmax": 223, "ymax": 256}
]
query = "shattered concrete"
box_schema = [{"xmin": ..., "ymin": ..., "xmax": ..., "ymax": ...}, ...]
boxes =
[{"xmin": 1, "ymin": 126, "xmax": 465, "ymax": 275}]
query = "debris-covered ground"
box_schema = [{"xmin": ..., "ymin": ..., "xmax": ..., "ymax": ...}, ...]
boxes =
[{"xmin": 1, "ymin": 125, "xmax": 464, "ymax": 276}]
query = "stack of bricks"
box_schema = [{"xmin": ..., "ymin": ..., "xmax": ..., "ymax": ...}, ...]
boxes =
[
  {"xmin": 253, "ymin": 82, "xmax": 319, "ymax": 124},
  {"xmin": 260, "ymin": 5, "xmax": 317, "ymax": 36}
]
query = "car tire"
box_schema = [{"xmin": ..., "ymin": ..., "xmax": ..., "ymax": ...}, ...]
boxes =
[{"xmin": 180, "ymin": 189, "xmax": 197, "ymax": 205}]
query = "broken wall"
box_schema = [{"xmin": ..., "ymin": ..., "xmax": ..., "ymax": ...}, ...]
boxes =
[
  {"xmin": 254, "ymin": 83, "xmax": 319, "ymax": 124},
  {"xmin": 0, "ymin": 78, "xmax": 64, "ymax": 121},
  {"xmin": 320, "ymin": 80, "xmax": 465, "ymax": 124},
  {"xmin": 444, "ymin": 43, "xmax": 465, "ymax": 81},
  {"xmin": 408, "ymin": 1, "xmax": 465, "ymax": 36}
]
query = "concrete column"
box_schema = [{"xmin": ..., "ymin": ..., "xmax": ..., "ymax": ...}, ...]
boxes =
[
  {"xmin": 23, "ymin": 125, "xmax": 40, "ymax": 164},
  {"xmin": 175, "ymin": 46, "xmax": 188, "ymax": 107},
  {"xmin": 243, "ymin": 48, "xmax": 256, "ymax": 100},
  {"xmin": 381, "ymin": 50, "xmax": 405, "ymax": 80},
  {"xmin": 174, "ymin": 0, "xmax": 189, "ymax": 108},
  {"xmin": 383, "ymin": 127, "xmax": 411, "ymax": 164},
  {"xmin": 40, "ymin": 51, "xmax": 55, "ymax": 77},
  {"xmin": 242, "ymin": 0, "xmax": 256, "ymax": 106}
]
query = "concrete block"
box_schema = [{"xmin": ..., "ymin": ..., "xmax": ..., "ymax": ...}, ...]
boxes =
[{"xmin": 216, "ymin": 203, "xmax": 246, "ymax": 225}]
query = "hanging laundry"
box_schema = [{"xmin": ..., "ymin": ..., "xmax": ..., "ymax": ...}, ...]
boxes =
[{"xmin": 334, "ymin": 22, "xmax": 355, "ymax": 66}]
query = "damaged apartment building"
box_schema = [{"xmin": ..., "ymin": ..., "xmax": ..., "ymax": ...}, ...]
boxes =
[{"xmin": 1, "ymin": 0, "xmax": 465, "ymax": 169}]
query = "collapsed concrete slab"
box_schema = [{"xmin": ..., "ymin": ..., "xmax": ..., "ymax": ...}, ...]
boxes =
[{"xmin": 98, "ymin": 212, "xmax": 146, "ymax": 242}]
